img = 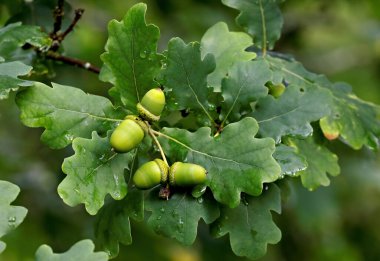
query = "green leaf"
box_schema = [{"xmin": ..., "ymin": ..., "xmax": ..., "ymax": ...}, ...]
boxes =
[
  {"xmin": 265, "ymin": 55, "xmax": 331, "ymax": 87},
  {"xmin": 58, "ymin": 132, "xmax": 134, "ymax": 215},
  {"xmin": 146, "ymin": 189, "xmax": 219, "ymax": 245},
  {"xmin": 273, "ymin": 144, "xmax": 307, "ymax": 177},
  {"xmin": 101, "ymin": 3, "xmax": 162, "ymax": 111},
  {"xmin": 320, "ymin": 83, "xmax": 380, "ymax": 150},
  {"xmin": 222, "ymin": 0, "xmax": 283, "ymax": 51},
  {"xmin": 0, "ymin": 180, "xmax": 28, "ymax": 253},
  {"xmin": 266, "ymin": 56, "xmax": 380, "ymax": 149},
  {"xmin": 16, "ymin": 82, "xmax": 123, "ymax": 149},
  {"xmin": 0, "ymin": 61, "xmax": 33, "ymax": 100},
  {"xmin": 95, "ymin": 188, "xmax": 143, "ymax": 258},
  {"xmin": 159, "ymin": 117, "xmax": 281, "ymax": 208},
  {"xmin": 221, "ymin": 59, "xmax": 271, "ymax": 123},
  {"xmin": 211, "ymin": 184, "xmax": 281, "ymax": 260},
  {"xmin": 287, "ymin": 137, "xmax": 340, "ymax": 190},
  {"xmin": 160, "ymin": 37, "xmax": 215, "ymax": 121},
  {"xmin": 251, "ymin": 84, "xmax": 332, "ymax": 143},
  {"xmin": 0, "ymin": 22, "xmax": 51, "ymax": 61},
  {"xmin": 35, "ymin": 239, "xmax": 108, "ymax": 261},
  {"xmin": 0, "ymin": 242, "xmax": 5, "ymax": 253},
  {"xmin": 200, "ymin": 22, "xmax": 256, "ymax": 91}
]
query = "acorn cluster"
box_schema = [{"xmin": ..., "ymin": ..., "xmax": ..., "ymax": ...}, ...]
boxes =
[{"xmin": 110, "ymin": 88, "xmax": 207, "ymax": 192}]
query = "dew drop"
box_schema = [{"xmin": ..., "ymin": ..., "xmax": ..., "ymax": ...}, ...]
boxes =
[
  {"xmin": 139, "ymin": 51, "xmax": 147, "ymax": 58},
  {"xmin": 113, "ymin": 191, "xmax": 121, "ymax": 199},
  {"xmin": 157, "ymin": 215, "xmax": 162, "ymax": 220},
  {"xmin": 197, "ymin": 197, "xmax": 204, "ymax": 204},
  {"xmin": 99, "ymin": 154, "xmax": 107, "ymax": 162},
  {"xmin": 215, "ymin": 225, "xmax": 223, "ymax": 237},
  {"xmin": 8, "ymin": 216, "xmax": 16, "ymax": 227},
  {"xmin": 176, "ymin": 218, "xmax": 184, "ymax": 231},
  {"xmin": 64, "ymin": 134, "xmax": 74, "ymax": 142}
]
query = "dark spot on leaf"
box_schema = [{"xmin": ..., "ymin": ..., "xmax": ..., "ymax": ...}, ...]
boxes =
[
  {"xmin": 180, "ymin": 109, "xmax": 190, "ymax": 117},
  {"xmin": 216, "ymin": 106, "xmax": 221, "ymax": 114}
]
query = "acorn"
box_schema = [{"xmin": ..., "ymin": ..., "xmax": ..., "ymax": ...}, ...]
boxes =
[
  {"xmin": 124, "ymin": 115, "xmax": 149, "ymax": 133},
  {"xmin": 137, "ymin": 88, "xmax": 165, "ymax": 122},
  {"xmin": 267, "ymin": 82, "xmax": 286, "ymax": 98},
  {"xmin": 133, "ymin": 159, "xmax": 169, "ymax": 189},
  {"xmin": 169, "ymin": 162, "xmax": 207, "ymax": 187},
  {"xmin": 110, "ymin": 118, "xmax": 145, "ymax": 153}
]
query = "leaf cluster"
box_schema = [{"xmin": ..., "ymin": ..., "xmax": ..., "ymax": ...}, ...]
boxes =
[{"xmin": 0, "ymin": 1, "xmax": 379, "ymax": 260}]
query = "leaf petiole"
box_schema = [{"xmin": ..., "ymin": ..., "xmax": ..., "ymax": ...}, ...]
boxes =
[{"xmin": 150, "ymin": 129, "xmax": 192, "ymax": 152}]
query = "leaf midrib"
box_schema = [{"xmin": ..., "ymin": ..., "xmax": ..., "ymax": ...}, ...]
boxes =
[{"xmin": 21, "ymin": 100, "xmax": 121, "ymax": 122}]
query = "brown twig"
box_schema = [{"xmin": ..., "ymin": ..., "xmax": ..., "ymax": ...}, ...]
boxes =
[
  {"xmin": 45, "ymin": 51, "xmax": 100, "ymax": 74},
  {"xmin": 51, "ymin": 0, "xmax": 65, "ymax": 37},
  {"xmin": 26, "ymin": 0, "xmax": 99, "ymax": 74},
  {"xmin": 60, "ymin": 8, "xmax": 85, "ymax": 40}
]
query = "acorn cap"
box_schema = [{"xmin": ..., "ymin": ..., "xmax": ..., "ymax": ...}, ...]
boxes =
[
  {"xmin": 124, "ymin": 115, "xmax": 148, "ymax": 133},
  {"xmin": 154, "ymin": 158, "xmax": 169, "ymax": 184},
  {"xmin": 169, "ymin": 162, "xmax": 180, "ymax": 186}
]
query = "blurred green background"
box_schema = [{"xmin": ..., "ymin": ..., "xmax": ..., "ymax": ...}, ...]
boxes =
[{"xmin": 0, "ymin": 0, "xmax": 380, "ymax": 260}]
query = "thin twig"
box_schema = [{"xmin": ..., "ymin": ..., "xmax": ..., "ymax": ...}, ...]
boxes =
[
  {"xmin": 45, "ymin": 51, "xmax": 100, "ymax": 74},
  {"xmin": 52, "ymin": 0, "xmax": 65, "ymax": 37},
  {"xmin": 60, "ymin": 9, "xmax": 85, "ymax": 40}
]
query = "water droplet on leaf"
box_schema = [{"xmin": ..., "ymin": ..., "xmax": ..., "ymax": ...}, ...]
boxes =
[
  {"xmin": 139, "ymin": 51, "xmax": 147, "ymax": 58},
  {"xmin": 8, "ymin": 216, "xmax": 16, "ymax": 227}
]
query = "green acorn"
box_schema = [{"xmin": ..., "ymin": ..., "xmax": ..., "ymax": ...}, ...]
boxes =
[
  {"xmin": 169, "ymin": 162, "xmax": 207, "ymax": 187},
  {"xmin": 137, "ymin": 88, "xmax": 166, "ymax": 121},
  {"xmin": 267, "ymin": 82, "xmax": 286, "ymax": 98},
  {"xmin": 133, "ymin": 159, "xmax": 169, "ymax": 189},
  {"xmin": 110, "ymin": 118, "xmax": 145, "ymax": 153}
]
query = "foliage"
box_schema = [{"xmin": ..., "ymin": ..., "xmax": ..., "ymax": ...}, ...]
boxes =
[
  {"xmin": 35, "ymin": 239, "xmax": 108, "ymax": 261},
  {"xmin": 0, "ymin": 0, "xmax": 379, "ymax": 260},
  {"xmin": 0, "ymin": 181, "xmax": 27, "ymax": 254}
]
